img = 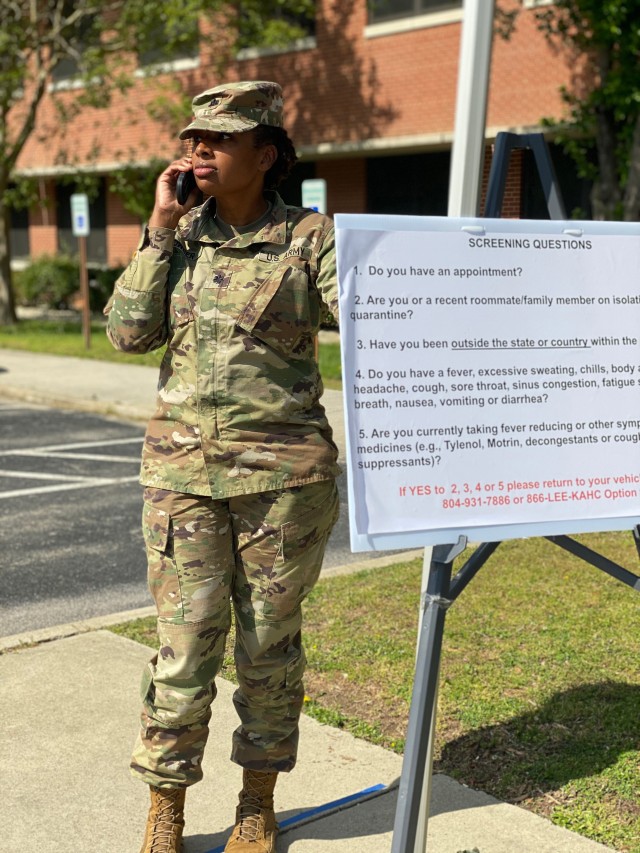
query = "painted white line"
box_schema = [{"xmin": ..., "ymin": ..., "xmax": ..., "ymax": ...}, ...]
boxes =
[
  {"xmin": 0, "ymin": 475, "xmax": 140, "ymax": 499},
  {"xmin": 0, "ymin": 469, "xmax": 100, "ymax": 482},
  {"xmin": 11, "ymin": 451, "xmax": 141, "ymax": 463},
  {"xmin": 3, "ymin": 436, "xmax": 143, "ymax": 454}
]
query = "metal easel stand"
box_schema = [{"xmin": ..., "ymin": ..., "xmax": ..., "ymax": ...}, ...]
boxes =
[
  {"xmin": 391, "ymin": 537, "xmax": 500, "ymax": 853},
  {"xmin": 483, "ymin": 131, "xmax": 567, "ymax": 220},
  {"xmin": 391, "ymin": 132, "xmax": 640, "ymax": 853},
  {"xmin": 390, "ymin": 531, "xmax": 640, "ymax": 853}
]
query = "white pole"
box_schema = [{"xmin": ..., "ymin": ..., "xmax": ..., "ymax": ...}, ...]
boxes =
[
  {"xmin": 447, "ymin": 0, "xmax": 496, "ymax": 218},
  {"xmin": 414, "ymin": 2, "xmax": 496, "ymax": 851}
]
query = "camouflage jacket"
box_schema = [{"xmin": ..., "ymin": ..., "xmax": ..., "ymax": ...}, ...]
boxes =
[{"xmin": 106, "ymin": 192, "xmax": 341, "ymax": 497}]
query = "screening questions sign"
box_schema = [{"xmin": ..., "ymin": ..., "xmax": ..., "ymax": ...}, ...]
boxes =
[{"xmin": 335, "ymin": 214, "xmax": 640, "ymax": 551}]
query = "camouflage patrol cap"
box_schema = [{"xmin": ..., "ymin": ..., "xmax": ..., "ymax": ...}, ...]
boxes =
[{"xmin": 179, "ymin": 80, "xmax": 284, "ymax": 139}]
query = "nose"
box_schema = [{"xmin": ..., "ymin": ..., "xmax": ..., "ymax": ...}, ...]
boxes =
[{"xmin": 194, "ymin": 138, "xmax": 213, "ymax": 157}]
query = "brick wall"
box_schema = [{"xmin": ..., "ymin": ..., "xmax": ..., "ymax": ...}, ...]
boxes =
[
  {"xmin": 28, "ymin": 180, "xmax": 58, "ymax": 256},
  {"xmin": 16, "ymin": 1, "xmax": 571, "ymax": 170},
  {"xmin": 105, "ymin": 184, "xmax": 143, "ymax": 267},
  {"xmin": 16, "ymin": 1, "xmax": 573, "ymax": 262}
]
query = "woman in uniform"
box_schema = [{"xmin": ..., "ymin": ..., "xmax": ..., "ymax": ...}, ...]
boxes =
[{"xmin": 106, "ymin": 80, "xmax": 340, "ymax": 853}]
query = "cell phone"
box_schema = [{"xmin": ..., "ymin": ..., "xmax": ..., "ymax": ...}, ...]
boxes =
[{"xmin": 176, "ymin": 170, "xmax": 197, "ymax": 205}]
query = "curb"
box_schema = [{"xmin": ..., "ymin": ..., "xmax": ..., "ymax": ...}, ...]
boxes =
[{"xmin": 0, "ymin": 383, "xmax": 150, "ymax": 423}]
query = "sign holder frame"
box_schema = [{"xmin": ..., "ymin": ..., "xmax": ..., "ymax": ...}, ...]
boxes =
[{"xmin": 389, "ymin": 133, "xmax": 640, "ymax": 853}]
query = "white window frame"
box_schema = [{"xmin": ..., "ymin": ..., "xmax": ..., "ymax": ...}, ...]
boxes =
[
  {"xmin": 365, "ymin": 7, "xmax": 463, "ymax": 39},
  {"xmin": 236, "ymin": 35, "xmax": 317, "ymax": 60},
  {"xmin": 134, "ymin": 55, "xmax": 200, "ymax": 78}
]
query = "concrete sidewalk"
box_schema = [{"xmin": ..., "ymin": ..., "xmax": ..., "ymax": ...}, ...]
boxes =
[
  {"xmin": 0, "ymin": 349, "xmax": 617, "ymax": 852},
  {"xmin": 1, "ymin": 630, "xmax": 615, "ymax": 853}
]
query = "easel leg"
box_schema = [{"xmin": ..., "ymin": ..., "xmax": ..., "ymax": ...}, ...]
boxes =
[{"xmin": 391, "ymin": 539, "xmax": 465, "ymax": 853}]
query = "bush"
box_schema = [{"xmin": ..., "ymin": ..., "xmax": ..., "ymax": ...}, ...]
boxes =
[
  {"xmin": 89, "ymin": 266, "xmax": 124, "ymax": 312},
  {"xmin": 14, "ymin": 256, "xmax": 124, "ymax": 312},
  {"xmin": 15, "ymin": 254, "xmax": 79, "ymax": 309}
]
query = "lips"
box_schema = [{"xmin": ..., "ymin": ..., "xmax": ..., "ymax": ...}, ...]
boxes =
[{"xmin": 194, "ymin": 165, "xmax": 216, "ymax": 177}]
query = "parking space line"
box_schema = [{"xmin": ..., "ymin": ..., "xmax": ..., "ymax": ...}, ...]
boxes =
[
  {"xmin": 0, "ymin": 469, "xmax": 104, "ymax": 482},
  {"xmin": 3, "ymin": 437, "xmax": 143, "ymax": 454},
  {"xmin": 0, "ymin": 475, "xmax": 140, "ymax": 500},
  {"xmin": 11, "ymin": 451, "xmax": 142, "ymax": 463}
]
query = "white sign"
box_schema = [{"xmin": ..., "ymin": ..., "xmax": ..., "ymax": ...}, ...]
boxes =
[
  {"xmin": 70, "ymin": 193, "xmax": 90, "ymax": 237},
  {"xmin": 336, "ymin": 214, "xmax": 640, "ymax": 551},
  {"xmin": 302, "ymin": 179, "xmax": 327, "ymax": 214}
]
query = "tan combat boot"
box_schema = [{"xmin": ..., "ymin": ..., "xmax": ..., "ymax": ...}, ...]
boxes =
[
  {"xmin": 139, "ymin": 785, "xmax": 186, "ymax": 853},
  {"xmin": 224, "ymin": 769, "xmax": 279, "ymax": 852}
]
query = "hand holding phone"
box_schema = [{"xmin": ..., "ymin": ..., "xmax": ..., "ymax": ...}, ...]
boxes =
[{"xmin": 176, "ymin": 170, "xmax": 197, "ymax": 205}]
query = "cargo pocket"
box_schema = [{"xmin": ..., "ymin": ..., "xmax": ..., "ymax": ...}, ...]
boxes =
[
  {"xmin": 262, "ymin": 483, "xmax": 339, "ymax": 621},
  {"xmin": 142, "ymin": 502, "xmax": 183, "ymax": 620}
]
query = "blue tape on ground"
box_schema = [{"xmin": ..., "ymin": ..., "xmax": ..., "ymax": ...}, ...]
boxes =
[{"xmin": 205, "ymin": 783, "xmax": 386, "ymax": 853}]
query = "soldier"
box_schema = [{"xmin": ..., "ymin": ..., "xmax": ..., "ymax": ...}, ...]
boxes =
[{"xmin": 106, "ymin": 80, "xmax": 340, "ymax": 853}]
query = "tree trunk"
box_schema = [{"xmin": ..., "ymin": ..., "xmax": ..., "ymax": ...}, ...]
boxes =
[
  {"xmin": 623, "ymin": 112, "xmax": 640, "ymax": 221},
  {"xmin": 0, "ymin": 194, "xmax": 17, "ymax": 326},
  {"xmin": 591, "ymin": 105, "xmax": 622, "ymax": 220}
]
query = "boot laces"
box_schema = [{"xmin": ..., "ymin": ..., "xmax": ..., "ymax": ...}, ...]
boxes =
[
  {"xmin": 237, "ymin": 795, "xmax": 269, "ymax": 841},
  {"xmin": 236, "ymin": 774, "xmax": 274, "ymax": 841},
  {"xmin": 149, "ymin": 790, "xmax": 184, "ymax": 852}
]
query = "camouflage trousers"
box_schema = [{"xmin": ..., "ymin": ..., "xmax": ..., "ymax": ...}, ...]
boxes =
[{"xmin": 130, "ymin": 479, "xmax": 339, "ymax": 788}]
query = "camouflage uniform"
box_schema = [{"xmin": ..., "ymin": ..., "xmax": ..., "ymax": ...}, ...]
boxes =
[{"xmin": 106, "ymin": 188, "xmax": 340, "ymax": 787}]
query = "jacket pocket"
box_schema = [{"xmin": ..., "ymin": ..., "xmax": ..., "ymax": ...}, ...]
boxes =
[{"xmin": 235, "ymin": 255, "xmax": 319, "ymax": 359}]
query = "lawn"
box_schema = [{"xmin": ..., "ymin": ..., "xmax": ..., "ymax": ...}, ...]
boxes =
[
  {"xmin": 0, "ymin": 317, "xmax": 343, "ymax": 387},
  {"xmin": 6, "ymin": 316, "xmax": 640, "ymax": 849},
  {"xmin": 110, "ymin": 531, "xmax": 640, "ymax": 852}
]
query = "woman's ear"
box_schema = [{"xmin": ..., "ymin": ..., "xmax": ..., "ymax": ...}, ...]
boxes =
[{"xmin": 258, "ymin": 144, "xmax": 278, "ymax": 172}]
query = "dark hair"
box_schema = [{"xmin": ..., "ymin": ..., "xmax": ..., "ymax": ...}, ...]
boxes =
[{"xmin": 253, "ymin": 125, "xmax": 298, "ymax": 189}]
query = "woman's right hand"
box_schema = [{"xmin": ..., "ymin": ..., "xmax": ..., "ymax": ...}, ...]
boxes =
[{"xmin": 148, "ymin": 157, "xmax": 198, "ymax": 229}]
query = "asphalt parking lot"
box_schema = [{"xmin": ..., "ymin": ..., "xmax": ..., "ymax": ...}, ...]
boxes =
[
  {"xmin": 0, "ymin": 402, "xmax": 147, "ymax": 635},
  {"xmin": 0, "ymin": 401, "xmax": 404, "ymax": 637}
]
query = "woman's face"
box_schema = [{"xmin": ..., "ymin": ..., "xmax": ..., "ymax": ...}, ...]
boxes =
[{"xmin": 189, "ymin": 130, "xmax": 275, "ymax": 200}]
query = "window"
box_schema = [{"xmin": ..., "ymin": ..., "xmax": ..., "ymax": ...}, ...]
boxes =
[
  {"xmin": 278, "ymin": 161, "xmax": 315, "ymax": 207},
  {"xmin": 521, "ymin": 145, "xmax": 592, "ymax": 220},
  {"xmin": 367, "ymin": 152, "xmax": 451, "ymax": 216},
  {"xmin": 236, "ymin": 4, "xmax": 316, "ymax": 58},
  {"xmin": 50, "ymin": 1, "xmax": 97, "ymax": 83},
  {"xmin": 368, "ymin": 0, "xmax": 462, "ymax": 24},
  {"xmin": 10, "ymin": 205, "xmax": 30, "ymax": 261},
  {"xmin": 137, "ymin": 16, "xmax": 199, "ymax": 69}
]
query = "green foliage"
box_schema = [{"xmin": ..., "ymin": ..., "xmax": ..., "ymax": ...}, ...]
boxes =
[
  {"xmin": 15, "ymin": 254, "xmax": 79, "ymax": 309},
  {"xmin": 109, "ymin": 158, "xmax": 170, "ymax": 223},
  {"xmin": 4, "ymin": 176, "xmax": 39, "ymax": 212},
  {"xmin": 317, "ymin": 341, "xmax": 341, "ymax": 389},
  {"xmin": 231, "ymin": 0, "xmax": 316, "ymax": 49},
  {"xmin": 89, "ymin": 266, "xmax": 125, "ymax": 311},
  {"xmin": 13, "ymin": 257, "xmax": 123, "ymax": 311},
  {"xmin": 534, "ymin": 0, "xmax": 640, "ymax": 219}
]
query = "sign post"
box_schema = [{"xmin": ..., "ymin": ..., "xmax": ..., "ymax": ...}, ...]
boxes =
[{"xmin": 70, "ymin": 193, "xmax": 91, "ymax": 349}]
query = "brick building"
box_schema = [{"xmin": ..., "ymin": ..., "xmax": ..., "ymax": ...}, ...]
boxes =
[{"xmin": 12, "ymin": 1, "xmax": 583, "ymax": 271}]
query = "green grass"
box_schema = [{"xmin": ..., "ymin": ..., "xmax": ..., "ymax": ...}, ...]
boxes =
[
  {"xmin": 0, "ymin": 318, "xmax": 164, "ymax": 367},
  {"xmin": 109, "ymin": 532, "xmax": 640, "ymax": 852},
  {"xmin": 0, "ymin": 317, "xmax": 343, "ymax": 385}
]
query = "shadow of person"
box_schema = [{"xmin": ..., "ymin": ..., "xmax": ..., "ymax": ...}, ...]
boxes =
[{"xmin": 436, "ymin": 681, "xmax": 640, "ymax": 804}]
